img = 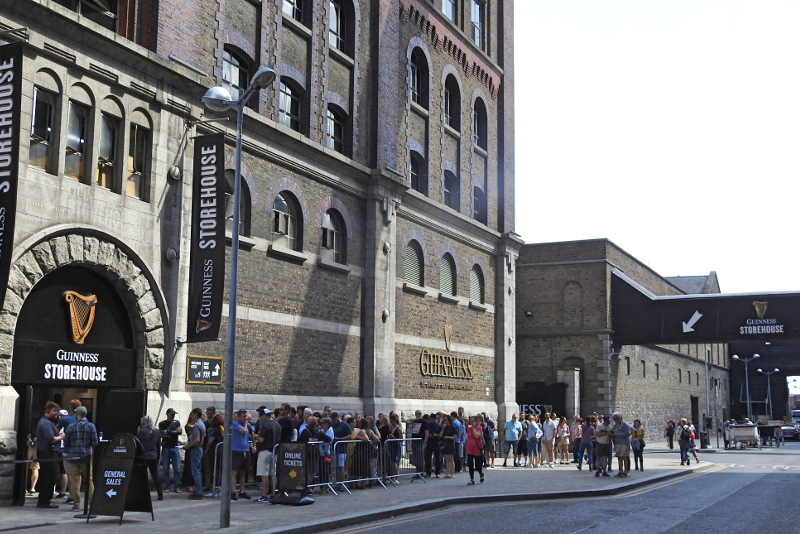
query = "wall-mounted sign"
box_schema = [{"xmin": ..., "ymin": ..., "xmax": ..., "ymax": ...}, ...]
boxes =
[
  {"xmin": 0, "ymin": 43, "xmax": 23, "ymax": 311},
  {"xmin": 419, "ymin": 349, "xmax": 473, "ymax": 380},
  {"xmin": 187, "ymin": 133, "xmax": 226, "ymax": 343},
  {"xmin": 185, "ymin": 354, "xmax": 223, "ymax": 385},
  {"xmin": 739, "ymin": 301, "xmax": 785, "ymax": 335},
  {"xmin": 65, "ymin": 291, "xmax": 98, "ymax": 344},
  {"xmin": 13, "ymin": 341, "xmax": 135, "ymax": 387}
]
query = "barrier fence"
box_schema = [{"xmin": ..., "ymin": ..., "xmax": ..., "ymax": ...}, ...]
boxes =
[{"xmin": 201, "ymin": 437, "xmax": 426, "ymax": 498}]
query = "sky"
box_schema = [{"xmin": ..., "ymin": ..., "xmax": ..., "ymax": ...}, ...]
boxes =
[{"xmin": 514, "ymin": 1, "xmax": 800, "ymax": 294}]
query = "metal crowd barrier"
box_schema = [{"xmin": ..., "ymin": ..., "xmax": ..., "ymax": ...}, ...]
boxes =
[
  {"xmin": 209, "ymin": 441, "xmax": 224, "ymax": 497},
  {"xmin": 384, "ymin": 437, "xmax": 425, "ymax": 486},
  {"xmin": 332, "ymin": 439, "xmax": 387, "ymax": 493}
]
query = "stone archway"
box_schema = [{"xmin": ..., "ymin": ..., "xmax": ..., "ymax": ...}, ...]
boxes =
[{"xmin": 0, "ymin": 231, "xmax": 169, "ymax": 390}]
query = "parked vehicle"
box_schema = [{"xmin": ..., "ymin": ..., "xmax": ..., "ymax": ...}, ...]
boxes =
[{"xmin": 780, "ymin": 425, "xmax": 799, "ymax": 441}]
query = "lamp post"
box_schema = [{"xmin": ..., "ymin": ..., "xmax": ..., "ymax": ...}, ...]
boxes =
[
  {"xmin": 202, "ymin": 67, "xmax": 276, "ymax": 529},
  {"xmin": 732, "ymin": 354, "xmax": 760, "ymax": 421},
  {"xmin": 757, "ymin": 367, "xmax": 780, "ymax": 419}
]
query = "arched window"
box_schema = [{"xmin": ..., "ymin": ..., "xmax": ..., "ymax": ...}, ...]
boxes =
[
  {"xmin": 439, "ymin": 253, "xmax": 456, "ymax": 296},
  {"xmin": 443, "ymin": 171, "xmax": 459, "ymax": 211},
  {"xmin": 128, "ymin": 110, "xmax": 152, "ymax": 200},
  {"xmin": 321, "ymin": 209, "xmax": 346, "ymax": 264},
  {"xmin": 273, "ymin": 191, "xmax": 302, "ymax": 251},
  {"xmin": 279, "ymin": 79, "xmax": 301, "ymax": 132},
  {"xmin": 472, "ymin": 186, "xmax": 486, "ymax": 224},
  {"xmin": 97, "ymin": 98, "xmax": 122, "ymax": 190},
  {"xmin": 65, "ymin": 98, "xmax": 89, "ymax": 181},
  {"xmin": 470, "ymin": 0, "xmax": 485, "ymax": 50},
  {"xmin": 472, "ymin": 98, "xmax": 487, "ymax": 149},
  {"xmin": 410, "ymin": 48, "xmax": 429, "ymax": 108},
  {"xmin": 222, "ymin": 48, "xmax": 250, "ymax": 102},
  {"xmin": 329, "ymin": 0, "xmax": 353, "ymax": 55},
  {"xmin": 409, "ymin": 151, "xmax": 428, "ymax": 195},
  {"xmin": 404, "ymin": 240, "xmax": 424, "ymax": 286},
  {"xmin": 224, "ymin": 170, "xmax": 251, "ymax": 237},
  {"xmin": 444, "ymin": 75, "xmax": 461, "ymax": 129},
  {"xmin": 469, "ymin": 265, "xmax": 485, "ymax": 304}
]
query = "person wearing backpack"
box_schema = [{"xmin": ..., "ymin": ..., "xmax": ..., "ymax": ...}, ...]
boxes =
[{"xmin": 677, "ymin": 418, "xmax": 692, "ymax": 465}]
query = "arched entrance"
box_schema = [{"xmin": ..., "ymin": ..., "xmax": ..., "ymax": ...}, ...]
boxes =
[{"xmin": 2, "ymin": 230, "xmax": 169, "ymax": 504}]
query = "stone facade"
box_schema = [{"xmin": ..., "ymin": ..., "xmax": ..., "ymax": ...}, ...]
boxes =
[
  {"xmin": 516, "ymin": 239, "xmax": 730, "ymax": 441},
  {"xmin": 0, "ymin": 0, "xmax": 516, "ymax": 502}
]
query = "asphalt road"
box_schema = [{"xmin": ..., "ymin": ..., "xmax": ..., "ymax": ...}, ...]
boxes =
[{"xmin": 324, "ymin": 442, "xmax": 800, "ymax": 534}]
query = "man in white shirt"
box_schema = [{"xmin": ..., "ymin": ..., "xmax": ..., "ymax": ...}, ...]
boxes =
[
  {"xmin": 594, "ymin": 415, "xmax": 612, "ymax": 477},
  {"xmin": 541, "ymin": 412, "xmax": 558, "ymax": 468}
]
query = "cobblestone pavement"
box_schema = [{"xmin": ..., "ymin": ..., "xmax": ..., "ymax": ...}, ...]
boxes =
[{"xmin": 0, "ymin": 453, "xmax": 712, "ymax": 534}]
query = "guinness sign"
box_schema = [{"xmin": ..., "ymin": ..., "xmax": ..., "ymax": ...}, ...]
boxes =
[
  {"xmin": 0, "ymin": 43, "xmax": 22, "ymax": 311},
  {"xmin": 65, "ymin": 291, "xmax": 97, "ymax": 343},
  {"xmin": 187, "ymin": 133, "xmax": 226, "ymax": 342},
  {"xmin": 419, "ymin": 349, "xmax": 474, "ymax": 380}
]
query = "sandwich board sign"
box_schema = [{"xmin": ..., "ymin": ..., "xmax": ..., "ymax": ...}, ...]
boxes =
[{"xmin": 88, "ymin": 433, "xmax": 153, "ymax": 524}]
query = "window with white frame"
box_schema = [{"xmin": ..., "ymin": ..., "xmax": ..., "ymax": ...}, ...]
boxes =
[
  {"xmin": 443, "ymin": 171, "xmax": 459, "ymax": 211},
  {"xmin": 273, "ymin": 192, "xmax": 301, "ymax": 250},
  {"xmin": 222, "ymin": 48, "xmax": 249, "ymax": 102},
  {"xmin": 471, "ymin": 0, "xmax": 485, "ymax": 50},
  {"xmin": 321, "ymin": 209, "xmax": 346, "ymax": 264},
  {"xmin": 442, "ymin": 0, "xmax": 457, "ymax": 23},
  {"xmin": 326, "ymin": 106, "xmax": 344, "ymax": 153},
  {"xmin": 279, "ymin": 80, "xmax": 301, "ymax": 132}
]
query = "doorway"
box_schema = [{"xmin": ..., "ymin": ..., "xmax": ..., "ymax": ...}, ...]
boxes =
[{"xmin": 691, "ymin": 396, "xmax": 700, "ymax": 426}]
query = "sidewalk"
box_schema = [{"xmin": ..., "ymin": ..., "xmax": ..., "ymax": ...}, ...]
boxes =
[{"xmin": 0, "ymin": 455, "xmax": 712, "ymax": 534}]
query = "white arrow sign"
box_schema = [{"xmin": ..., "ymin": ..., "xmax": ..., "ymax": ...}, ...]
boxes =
[
  {"xmin": 682, "ymin": 311, "xmax": 703, "ymax": 333},
  {"xmin": 106, "ymin": 488, "xmax": 117, "ymax": 498},
  {"xmin": 212, "ymin": 364, "xmax": 220, "ymax": 377}
]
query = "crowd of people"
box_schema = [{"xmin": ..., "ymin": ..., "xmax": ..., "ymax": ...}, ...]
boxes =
[{"xmin": 27, "ymin": 399, "xmax": 706, "ymax": 509}]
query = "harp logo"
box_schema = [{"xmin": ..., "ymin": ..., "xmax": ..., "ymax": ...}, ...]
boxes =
[
  {"xmin": 444, "ymin": 324, "xmax": 453, "ymax": 352},
  {"xmin": 753, "ymin": 301, "xmax": 768, "ymax": 319},
  {"xmin": 64, "ymin": 291, "xmax": 98, "ymax": 344}
]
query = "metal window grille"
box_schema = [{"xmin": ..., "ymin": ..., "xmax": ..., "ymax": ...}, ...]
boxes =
[
  {"xmin": 469, "ymin": 266, "xmax": 483, "ymax": 303},
  {"xmin": 405, "ymin": 243, "xmax": 422, "ymax": 286},
  {"xmin": 440, "ymin": 255, "xmax": 455, "ymax": 296}
]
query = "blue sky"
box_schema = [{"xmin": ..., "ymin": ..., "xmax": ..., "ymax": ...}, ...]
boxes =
[{"xmin": 514, "ymin": 1, "xmax": 800, "ymax": 294}]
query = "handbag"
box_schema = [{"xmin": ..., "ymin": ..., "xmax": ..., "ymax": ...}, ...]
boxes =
[{"xmin": 631, "ymin": 438, "xmax": 641, "ymax": 451}]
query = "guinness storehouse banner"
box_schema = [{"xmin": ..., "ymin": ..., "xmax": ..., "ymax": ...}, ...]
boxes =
[
  {"xmin": 187, "ymin": 133, "xmax": 226, "ymax": 342},
  {"xmin": 0, "ymin": 43, "xmax": 23, "ymax": 310}
]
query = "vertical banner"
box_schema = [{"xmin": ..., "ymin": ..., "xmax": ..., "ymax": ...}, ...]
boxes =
[
  {"xmin": 187, "ymin": 133, "xmax": 226, "ymax": 342},
  {"xmin": 0, "ymin": 42, "xmax": 23, "ymax": 310}
]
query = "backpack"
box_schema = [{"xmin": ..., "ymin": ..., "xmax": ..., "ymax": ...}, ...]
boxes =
[{"xmin": 680, "ymin": 426, "xmax": 692, "ymax": 441}]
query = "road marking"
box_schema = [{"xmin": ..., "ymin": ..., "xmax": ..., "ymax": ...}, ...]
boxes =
[{"xmin": 616, "ymin": 465, "xmax": 727, "ymax": 498}]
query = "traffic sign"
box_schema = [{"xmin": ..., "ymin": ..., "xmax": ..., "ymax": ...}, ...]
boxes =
[{"xmin": 185, "ymin": 354, "xmax": 223, "ymax": 385}]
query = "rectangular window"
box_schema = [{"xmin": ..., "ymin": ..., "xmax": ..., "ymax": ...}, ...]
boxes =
[
  {"xmin": 321, "ymin": 227, "xmax": 341, "ymax": 263},
  {"xmin": 222, "ymin": 50, "xmax": 245, "ymax": 102},
  {"xmin": 410, "ymin": 59, "xmax": 420, "ymax": 104},
  {"xmin": 655, "ymin": 363, "xmax": 660, "ymax": 380},
  {"xmin": 444, "ymin": 84, "xmax": 452, "ymax": 126},
  {"xmin": 127, "ymin": 123, "xmax": 149, "ymax": 199},
  {"xmin": 641, "ymin": 360, "xmax": 646, "ymax": 378},
  {"xmin": 97, "ymin": 113, "xmax": 117, "ymax": 189},
  {"xmin": 329, "ymin": 0, "xmax": 343, "ymax": 51},
  {"xmin": 65, "ymin": 101, "xmax": 89, "ymax": 180},
  {"xmin": 30, "ymin": 87, "xmax": 55, "ymax": 171},
  {"xmin": 283, "ymin": 0, "xmax": 302, "ymax": 20},
  {"xmin": 326, "ymin": 108, "xmax": 343, "ymax": 153},
  {"xmin": 471, "ymin": 0, "xmax": 484, "ymax": 50},
  {"xmin": 278, "ymin": 82, "xmax": 300, "ymax": 131},
  {"xmin": 442, "ymin": 0, "xmax": 457, "ymax": 23},
  {"xmin": 625, "ymin": 357, "xmax": 630, "ymax": 375}
]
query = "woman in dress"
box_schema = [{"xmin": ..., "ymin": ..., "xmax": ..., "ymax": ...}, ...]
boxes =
[{"xmin": 441, "ymin": 415, "xmax": 457, "ymax": 478}]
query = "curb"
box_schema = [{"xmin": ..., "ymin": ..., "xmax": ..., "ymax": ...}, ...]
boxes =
[{"xmin": 248, "ymin": 463, "xmax": 713, "ymax": 534}]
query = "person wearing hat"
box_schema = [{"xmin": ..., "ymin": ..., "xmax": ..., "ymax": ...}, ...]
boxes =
[
  {"xmin": 158, "ymin": 408, "xmax": 183, "ymax": 493},
  {"xmin": 63, "ymin": 405, "xmax": 98, "ymax": 511},
  {"xmin": 594, "ymin": 415, "xmax": 612, "ymax": 477}
]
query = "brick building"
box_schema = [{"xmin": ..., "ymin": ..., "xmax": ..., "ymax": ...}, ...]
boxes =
[
  {"xmin": 0, "ymin": 0, "xmax": 518, "ymax": 502},
  {"xmin": 515, "ymin": 239, "xmax": 730, "ymax": 441}
]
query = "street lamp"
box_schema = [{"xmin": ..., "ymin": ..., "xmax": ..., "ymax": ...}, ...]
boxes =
[
  {"xmin": 202, "ymin": 66, "xmax": 276, "ymax": 529},
  {"xmin": 757, "ymin": 367, "xmax": 780, "ymax": 419},
  {"xmin": 732, "ymin": 354, "xmax": 760, "ymax": 421}
]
